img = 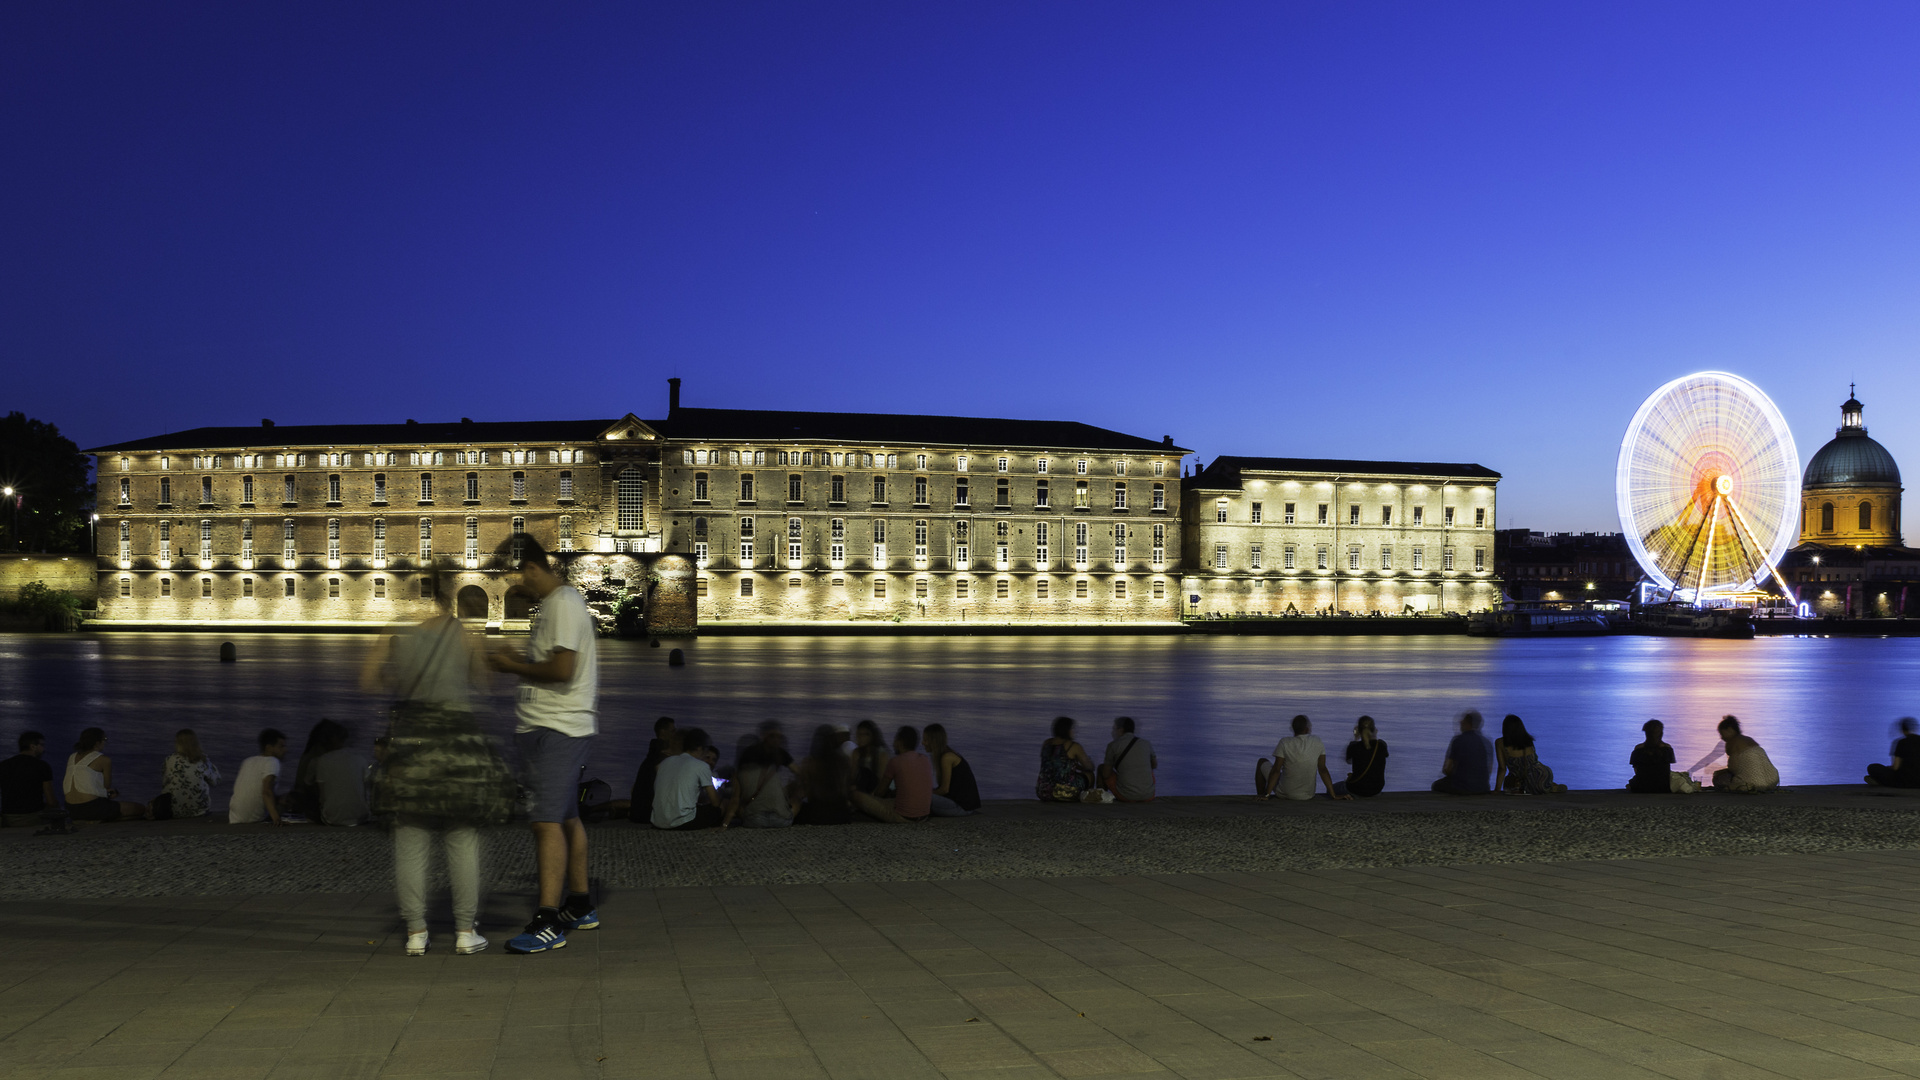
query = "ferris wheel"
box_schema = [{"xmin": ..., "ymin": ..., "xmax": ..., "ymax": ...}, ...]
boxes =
[{"xmin": 1616, "ymin": 371, "xmax": 1801, "ymax": 598}]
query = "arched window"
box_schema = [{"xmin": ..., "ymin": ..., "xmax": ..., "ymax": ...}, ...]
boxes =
[
  {"xmin": 1821, "ymin": 502, "xmax": 1834, "ymax": 532},
  {"xmin": 618, "ymin": 467, "xmax": 643, "ymax": 530},
  {"xmin": 1859, "ymin": 501, "xmax": 1873, "ymax": 531}
]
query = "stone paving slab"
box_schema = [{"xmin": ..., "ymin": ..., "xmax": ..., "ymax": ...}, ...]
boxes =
[{"xmin": 3, "ymin": 850, "xmax": 1920, "ymax": 1078}]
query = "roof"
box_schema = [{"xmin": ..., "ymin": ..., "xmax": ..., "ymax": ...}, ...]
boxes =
[
  {"xmin": 653, "ymin": 407, "xmax": 1186, "ymax": 453},
  {"xmin": 86, "ymin": 419, "xmax": 625, "ymax": 454},
  {"xmin": 1189, "ymin": 455, "xmax": 1500, "ymax": 490},
  {"xmin": 1804, "ymin": 431, "xmax": 1901, "ymax": 488}
]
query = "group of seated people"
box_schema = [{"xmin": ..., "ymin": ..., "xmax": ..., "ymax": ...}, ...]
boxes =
[{"xmin": 630, "ymin": 716, "xmax": 983, "ymax": 829}]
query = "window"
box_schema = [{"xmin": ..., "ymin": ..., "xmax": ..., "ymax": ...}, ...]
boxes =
[
  {"xmin": 872, "ymin": 519, "xmax": 886, "ymax": 563},
  {"xmin": 873, "ymin": 578, "xmax": 887, "ymax": 599},
  {"xmin": 200, "ymin": 520, "xmax": 213, "ymax": 564},
  {"xmin": 1075, "ymin": 480, "xmax": 1090, "ymax": 509},
  {"xmin": 1821, "ymin": 502, "xmax": 1834, "ymax": 532},
  {"xmin": 373, "ymin": 577, "xmax": 387, "ymax": 599},
  {"xmin": 117, "ymin": 477, "xmax": 130, "ymax": 506},
  {"xmin": 1075, "ymin": 459, "xmax": 1088, "ymax": 475},
  {"xmin": 1382, "ymin": 506, "xmax": 1392, "ymax": 526},
  {"xmin": 1412, "ymin": 547, "xmax": 1424, "ymax": 570},
  {"xmin": 1251, "ymin": 502, "xmax": 1263, "ymax": 524},
  {"xmin": 1113, "ymin": 460, "xmax": 1127, "ymax": 476},
  {"xmin": 1075, "ymin": 579, "xmax": 1089, "ymax": 599},
  {"xmin": 830, "ymin": 475, "xmax": 844, "ymax": 503},
  {"xmin": 1075, "ymin": 522, "xmax": 1090, "ymax": 566},
  {"xmin": 830, "ymin": 518, "xmax": 845, "ymax": 565},
  {"xmin": 465, "ymin": 517, "xmax": 479, "ymax": 566},
  {"xmin": 1153, "ymin": 578, "xmax": 1168, "ymax": 599},
  {"xmin": 160, "ymin": 577, "xmax": 171, "ymax": 597},
  {"xmin": 955, "ymin": 476, "xmax": 970, "ymax": 507},
  {"xmin": 419, "ymin": 473, "xmax": 433, "ymax": 502},
  {"xmin": 996, "ymin": 578, "xmax": 1009, "ymax": 599},
  {"xmin": 872, "ymin": 476, "xmax": 887, "ymax": 504},
  {"xmin": 1349, "ymin": 504, "xmax": 1361, "ymax": 526},
  {"xmin": 689, "ymin": 472, "xmax": 709, "ymax": 503},
  {"xmin": 559, "ymin": 470, "xmax": 574, "ymax": 500},
  {"xmin": 118, "ymin": 521, "xmax": 130, "ymax": 565},
  {"xmin": 201, "ymin": 476, "xmax": 214, "ymax": 505},
  {"xmin": 733, "ymin": 472, "xmax": 754, "ymax": 503},
  {"xmin": 914, "ymin": 578, "xmax": 929, "ymax": 599},
  {"xmin": 916, "ymin": 454, "xmax": 928, "ymax": 470},
  {"xmin": 995, "ymin": 520, "xmax": 1009, "ymax": 568},
  {"xmin": 956, "ymin": 578, "xmax": 970, "ymax": 598},
  {"xmin": 997, "ymin": 457, "xmax": 1009, "ymax": 472},
  {"xmin": 1444, "ymin": 506, "xmax": 1456, "ymax": 527},
  {"xmin": 1154, "ymin": 461, "xmax": 1166, "ymax": 477},
  {"xmin": 371, "ymin": 473, "xmax": 386, "ymax": 503},
  {"xmin": 159, "ymin": 521, "xmax": 172, "ymax": 567},
  {"xmin": 1315, "ymin": 503, "xmax": 1329, "ymax": 525},
  {"xmin": 1475, "ymin": 507, "xmax": 1486, "ymax": 528},
  {"xmin": 161, "ymin": 456, "xmax": 171, "ymax": 471},
  {"xmin": 1036, "ymin": 458, "xmax": 1049, "ymax": 474},
  {"xmin": 285, "ymin": 577, "xmax": 296, "ymax": 597},
  {"xmin": 1151, "ymin": 523, "xmax": 1165, "ymax": 566},
  {"xmin": 328, "ymin": 474, "xmax": 341, "ymax": 504},
  {"xmin": 159, "ymin": 477, "xmax": 172, "ymax": 505},
  {"xmin": 1036, "ymin": 479, "xmax": 1050, "ymax": 508},
  {"xmin": 327, "ymin": 518, "xmax": 341, "ymax": 566},
  {"xmin": 694, "ymin": 577, "xmax": 708, "ymax": 597},
  {"xmin": 1214, "ymin": 544, "xmax": 1228, "ymax": 570},
  {"xmin": 119, "ymin": 456, "xmax": 130, "ymax": 472},
  {"xmin": 1113, "ymin": 522, "xmax": 1126, "ymax": 566},
  {"xmin": 914, "ymin": 476, "xmax": 928, "ymax": 505},
  {"xmin": 618, "ymin": 467, "xmax": 644, "ymax": 529},
  {"xmin": 1035, "ymin": 522, "xmax": 1049, "ymax": 568},
  {"xmin": 1348, "ymin": 545, "xmax": 1361, "ymax": 571},
  {"xmin": 419, "ymin": 518, "xmax": 432, "ymax": 561},
  {"xmin": 201, "ymin": 577, "xmax": 212, "ymax": 598},
  {"xmin": 1036, "ymin": 578, "xmax": 1049, "ymax": 598},
  {"xmin": 1317, "ymin": 545, "xmax": 1330, "ymax": 570},
  {"xmin": 512, "ymin": 472, "xmax": 526, "ymax": 501},
  {"xmin": 740, "ymin": 517, "xmax": 756, "ymax": 563},
  {"xmin": 1152, "ymin": 483, "xmax": 1164, "ymax": 511},
  {"xmin": 955, "ymin": 455, "xmax": 969, "ymax": 472},
  {"xmin": 1251, "ymin": 544, "xmax": 1263, "ymax": 570},
  {"xmin": 1443, "ymin": 547, "xmax": 1455, "ymax": 571},
  {"xmin": 119, "ymin": 576, "xmax": 131, "ymax": 597},
  {"xmin": 1475, "ymin": 548, "xmax": 1486, "ymax": 572},
  {"xmin": 740, "ymin": 577, "xmax": 754, "ymax": 597},
  {"xmin": 1216, "ymin": 499, "xmax": 1228, "ymax": 523},
  {"xmin": 284, "ymin": 475, "xmax": 301, "ymax": 504},
  {"xmin": 789, "ymin": 517, "xmax": 803, "ymax": 566},
  {"xmin": 1114, "ymin": 579, "xmax": 1127, "ymax": 599},
  {"xmin": 914, "ymin": 519, "xmax": 928, "ymax": 563},
  {"xmin": 1283, "ymin": 544, "xmax": 1296, "ymax": 570},
  {"xmin": 558, "ymin": 515, "xmax": 573, "ymax": 553},
  {"xmin": 788, "ymin": 474, "xmax": 802, "ymax": 503},
  {"xmin": 1381, "ymin": 546, "xmax": 1392, "ymax": 570},
  {"xmin": 328, "ymin": 577, "xmax": 341, "ymax": 599},
  {"xmin": 282, "ymin": 519, "xmax": 296, "ymax": 564},
  {"xmin": 1113, "ymin": 482, "xmax": 1127, "ymax": 510},
  {"xmin": 1412, "ymin": 506, "xmax": 1424, "ymax": 527},
  {"xmin": 465, "ymin": 473, "xmax": 479, "ymax": 502}
]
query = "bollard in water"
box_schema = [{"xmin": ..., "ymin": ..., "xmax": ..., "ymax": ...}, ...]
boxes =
[
  {"xmin": 219, "ymin": 641, "xmax": 237, "ymax": 663},
  {"xmin": 650, "ymin": 639, "xmax": 661, "ymax": 648},
  {"xmin": 668, "ymin": 648, "xmax": 685, "ymax": 667}
]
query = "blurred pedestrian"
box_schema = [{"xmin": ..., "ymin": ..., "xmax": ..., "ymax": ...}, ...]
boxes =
[
  {"xmin": 1866, "ymin": 718, "xmax": 1920, "ymax": 788},
  {"xmin": 1430, "ymin": 712, "xmax": 1492, "ymax": 795}
]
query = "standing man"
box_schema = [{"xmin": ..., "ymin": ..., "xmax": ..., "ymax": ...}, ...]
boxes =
[
  {"xmin": 1258, "ymin": 715, "xmax": 1351, "ymax": 801},
  {"xmin": 488, "ymin": 539, "xmax": 600, "ymax": 954}
]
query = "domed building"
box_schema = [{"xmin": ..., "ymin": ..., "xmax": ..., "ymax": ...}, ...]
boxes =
[{"xmin": 1799, "ymin": 388, "xmax": 1902, "ymax": 545}]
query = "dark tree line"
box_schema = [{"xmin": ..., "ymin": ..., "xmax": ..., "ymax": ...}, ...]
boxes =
[{"xmin": 0, "ymin": 412, "xmax": 93, "ymax": 554}]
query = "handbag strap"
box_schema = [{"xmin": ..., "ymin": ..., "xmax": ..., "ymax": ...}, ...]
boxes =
[{"xmin": 1112, "ymin": 735, "xmax": 1140, "ymax": 769}]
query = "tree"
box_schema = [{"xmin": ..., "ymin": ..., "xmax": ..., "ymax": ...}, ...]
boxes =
[{"xmin": 0, "ymin": 412, "xmax": 93, "ymax": 553}]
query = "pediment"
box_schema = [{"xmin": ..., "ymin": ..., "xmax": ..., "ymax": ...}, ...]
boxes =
[{"xmin": 598, "ymin": 414, "xmax": 661, "ymax": 442}]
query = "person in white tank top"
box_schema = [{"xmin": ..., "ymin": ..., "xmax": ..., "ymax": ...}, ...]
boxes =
[{"xmin": 64, "ymin": 728, "xmax": 146, "ymax": 821}]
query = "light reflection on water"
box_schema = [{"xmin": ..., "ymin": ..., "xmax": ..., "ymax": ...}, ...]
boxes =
[{"xmin": 1, "ymin": 632, "xmax": 1914, "ymax": 806}]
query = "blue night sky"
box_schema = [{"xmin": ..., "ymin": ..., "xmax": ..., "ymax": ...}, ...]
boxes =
[{"xmin": 4, "ymin": 2, "xmax": 1917, "ymax": 531}]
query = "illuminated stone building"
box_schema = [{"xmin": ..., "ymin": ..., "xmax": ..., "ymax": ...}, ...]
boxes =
[
  {"xmin": 86, "ymin": 382, "xmax": 1191, "ymax": 627},
  {"xmin": 1180, "ymin": 457, "xmax": 1502, "ymax": 616},
  {"xmin": 1779, "ymin": 388, "xmax": 1917, "ymax": 617}
]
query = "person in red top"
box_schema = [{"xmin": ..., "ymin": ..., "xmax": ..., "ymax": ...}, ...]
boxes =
[{"xmin": 876, "ymin": 726, "xmax": 935, "ymax": 821}]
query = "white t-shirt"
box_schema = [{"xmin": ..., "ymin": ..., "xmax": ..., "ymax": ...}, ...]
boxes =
[
  {"xmin": 651, "ymin": 753, "xmax": 714, "ymax": 829},
  {"xmin": 1271, "ymin": 733, "xmax": 1326, "ymax": 801},
  {"xmin": 229, "ymin": 755, "xmax": 282, "ymax": 824},
  {"xmin": 514, "ymin": 584, "xmax": 599, "ymax": 738}
]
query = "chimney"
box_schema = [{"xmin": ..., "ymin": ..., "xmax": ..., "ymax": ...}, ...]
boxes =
[
  {"xmin": 406, "ymin": 419, "xmax": 418, "ymax": 426},
  {"xmin": 668, "ymin": 377, "xmax": 682, "ymax": 414},
  {"xmin": 261, "ymin": 419, "xmax": 274, "ymax": 428},
  {"xmin": 461, "ymin": 417, "xmax": 472, "ymax": 424},
  {"xmin": 1161, "ymin": 435, "xmax": 1172, "ymax": 447}
]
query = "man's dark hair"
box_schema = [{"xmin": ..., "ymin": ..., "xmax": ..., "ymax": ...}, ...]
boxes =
[
  {"xmin": 1719, "ymin": 715, "xmax": 1741, "ymax": 736},
  {"xmin": 655, "ymin": 716, "xmax": 677, "ymax": 735},
  {"xmin": 1115, "ymin": 716, "xmax": 1135, "ymax": 734},
  {"xmin": 1291, "ymin": 714, "xmax": 1311, "ymax": 735},
  {"xmin": 17, "ymin": 731, "xmax": 43, "ymax": 752},
  {"xmin": 259, "ymin": 728, "xmax": 287, "ymax": 751},
  {"xmin": 677, "ymin": 727, "xmax": 710, "ymax": 754},
  {"xmin": 895, "ymin": 725, "xmax": 920, "ymax": 751},
  {"xmin": 519, "ymin": 535, "xmax": 552, "ymax": 574}
]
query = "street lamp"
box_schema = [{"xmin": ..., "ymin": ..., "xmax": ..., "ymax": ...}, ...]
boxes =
[
  {"xmin": 2, "ymin": 487, "xmax": 12, "ymax": 551},
  {"xmin": 91, "ymin": 513, "xmax": 99, "ymax": 555}
]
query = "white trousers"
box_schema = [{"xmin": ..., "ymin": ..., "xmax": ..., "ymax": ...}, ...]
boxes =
[{"xmin": 394, "ymin": 823, "xmax": 482, "ymax": 932}]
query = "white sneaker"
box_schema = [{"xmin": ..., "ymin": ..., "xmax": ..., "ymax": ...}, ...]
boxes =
[
  {"xmin": 406, "ymin": 930, "xmax": 429, "ymax": 956},
  {"xmin": 455, "ymin": 929, "xmax": 489, "ymax": 955}
]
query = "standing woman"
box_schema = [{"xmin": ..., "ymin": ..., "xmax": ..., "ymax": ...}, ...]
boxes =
[
  {"xmin": 923, "ymin": 723, "xmax": 980, "ymax": 815},
  {"xmin": 64, "ymin": 728, "xmax": 146, "ymax": 821},
  {"xmin": 159, "ymin": 729, "xmax": 221, "ymax": 818},
  {"xmin": 362, "ymin": 568, "xmax": 515, "ymax": 956},
  {"xmin": 1341, "ymin": 716, "xmax": 1389, "ymax": 798},
  {"xmin": 1035, "ymin": 716, "xmax": 1096, "ymax": 802}
]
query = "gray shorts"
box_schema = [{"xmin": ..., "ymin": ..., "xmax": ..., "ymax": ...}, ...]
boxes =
[{"xmin": 516, "ymin": 727, "xmax": 594, "ymax": 823}]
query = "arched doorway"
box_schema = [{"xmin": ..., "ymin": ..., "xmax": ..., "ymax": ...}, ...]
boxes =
[
  {"xmin": 456, "ymin": 584, "xmax": 490, "ymax": 621},
  {"xmin": 504, "ymin": 586, "xmax": 536, "ymax": 621}
]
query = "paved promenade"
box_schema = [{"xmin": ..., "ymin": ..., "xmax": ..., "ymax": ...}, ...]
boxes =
[{"xmin": 5, "ymin": 791, "xmax": 1920, "ymax": 1079}]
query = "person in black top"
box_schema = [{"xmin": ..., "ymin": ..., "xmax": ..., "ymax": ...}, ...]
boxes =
[
  {"xmin": 1340, "ymin": 716, "xmax": 1388, "ymax": 798},
  {"xmin": 0, "ymin": 731, "xmax": 56, "ymax": 826},
  {"xmin": 628, "ymin": 717, "xmax": 677, "ymax": 823},
  {"xmin": 1866, "ymin": 717, "xmax": 1920, "ymax": 788},
  {"xmin": 924, "ymin": 723, "xmax": 981, "ymax": 813},
  {"xmin": 1627, "ymin": 719, "xmax": 1677, "ymax": 793}
]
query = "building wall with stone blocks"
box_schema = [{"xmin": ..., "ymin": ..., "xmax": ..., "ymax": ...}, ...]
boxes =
[
  {"xmin": 0, "ymin": 555, "xmax": 97, "ymax": 601},
  {"xmin": 1181, "ymin": 457, "xmax": 1503, "ymax": 616}
]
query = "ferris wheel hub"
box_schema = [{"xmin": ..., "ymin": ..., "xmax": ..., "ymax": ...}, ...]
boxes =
[{"xmin": 1714, "ymin": 475, "xmax": 1732, "ymax": 495}]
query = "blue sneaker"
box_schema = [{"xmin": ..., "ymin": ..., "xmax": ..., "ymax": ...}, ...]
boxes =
[
  {"xmin": 560, "ymin": 907, "xmax": 600, "ymax": 932},
  {"xmin": 506, "ymin": 914, "xmax": 567, "ymax": 954}
]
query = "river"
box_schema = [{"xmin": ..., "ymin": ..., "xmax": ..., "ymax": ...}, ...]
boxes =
[{"xmin": 2, "ymin": 632, "xmax": 1914, "ymax": 807}]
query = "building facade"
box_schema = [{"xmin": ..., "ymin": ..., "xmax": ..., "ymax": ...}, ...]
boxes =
[
  {"xmin": 1495, "ymin": 530, "xmax": 1639, "ymax": 603},
  {"xmin": 1180, "ymin": 457, "xmax": 1502, "ymax": 616},
  {"xmin": 1779, "ymin": 387, "xmax": 1917, "ymax": 617}
]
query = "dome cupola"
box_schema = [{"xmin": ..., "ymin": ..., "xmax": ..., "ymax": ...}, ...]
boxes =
[
  {"xmin": 1799, "ymin": 386, "xmax": 1903, "ymax": 546},
  {"xmin": 1804, "ymin": 386, "xmax": 1901, "ymax": 489}
]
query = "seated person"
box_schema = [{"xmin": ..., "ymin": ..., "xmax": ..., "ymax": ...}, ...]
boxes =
[
  {"xmin": 1710, "ymin": 715, "xmax": 1779, "ymax": 793},
  {"xmin": 64, "ymin": 728, "xmax": 146, "ymax": 821},
  {"xmin": 924, "ymin": 724, "xmax": 981, "ymax": 815},
  {"xmin": 793, "ymin": 725, "xmax": 856, "ymax": 826},
  {"xmin": 230, "ymin": 729, "xmax": 290, "ymax": 824},
  {"xmin": 724, "ymin": 741, "xmax": 795, "ymax": 829},
  {"xmin": 1431, "ymin": 712, "xmax": 1492, "ymax": 795},
  {"xmin": 653, "ymin": 727, "xmax": 725, "ymax": 830},
  {"xmin": 1866, "ymin": 718, "xmax": 1920, "ymax": 788},
  {"xmin": 313, "ymin": 733, "xmax": 370, "ymax": 826},
  {"xmin": 1341, "ymin": 716, "xmax": 1388, "ymax": 798},
  {"xmin": 1493, "ymin": 714, "xmax": 1538, "ymax": 794},
  {"xmin": 159, "ymin": 728, "xmax": 222, "ymax": 819},
  {"xmin": 875, "ymin": 726, "xmax": 935, "ymax": 821},
  {"xmin": 1627, "ymin": 719, "xmax": 1677, "ymax": 793},
  {"xmin": 1099, "ymin": 717, "xmax": 1157, "ymax": 802},
  {"xmin": 1, "ymin": 731, "xmax": 55, "ymax": 827},
  {"xmin": 628, "ymin": 717, "xmax": 677, "ymax": 823},
  {"xmin": 1257, "ymin": 715, "xmax": 1350, "ymax": 801},
  {"xmin": 1035, "ymin": 717, "xmax": 1096, "ymax": 802}
]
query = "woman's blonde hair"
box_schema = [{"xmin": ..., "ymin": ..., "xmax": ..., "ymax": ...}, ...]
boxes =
[{"xmin": 174, "ymin": 728, "xmax": 205, "ymax": 763}]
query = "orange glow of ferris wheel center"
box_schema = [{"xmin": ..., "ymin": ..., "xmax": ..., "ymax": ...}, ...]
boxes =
[{"xmin": 1713, "ymin": 475, "xmax": 1732, "ymax": 496}]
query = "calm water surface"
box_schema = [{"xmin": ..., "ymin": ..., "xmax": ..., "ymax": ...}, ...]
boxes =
[{"xmin": 2, "ymin": 632, "xmax": 1915, "ymax": 806}]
